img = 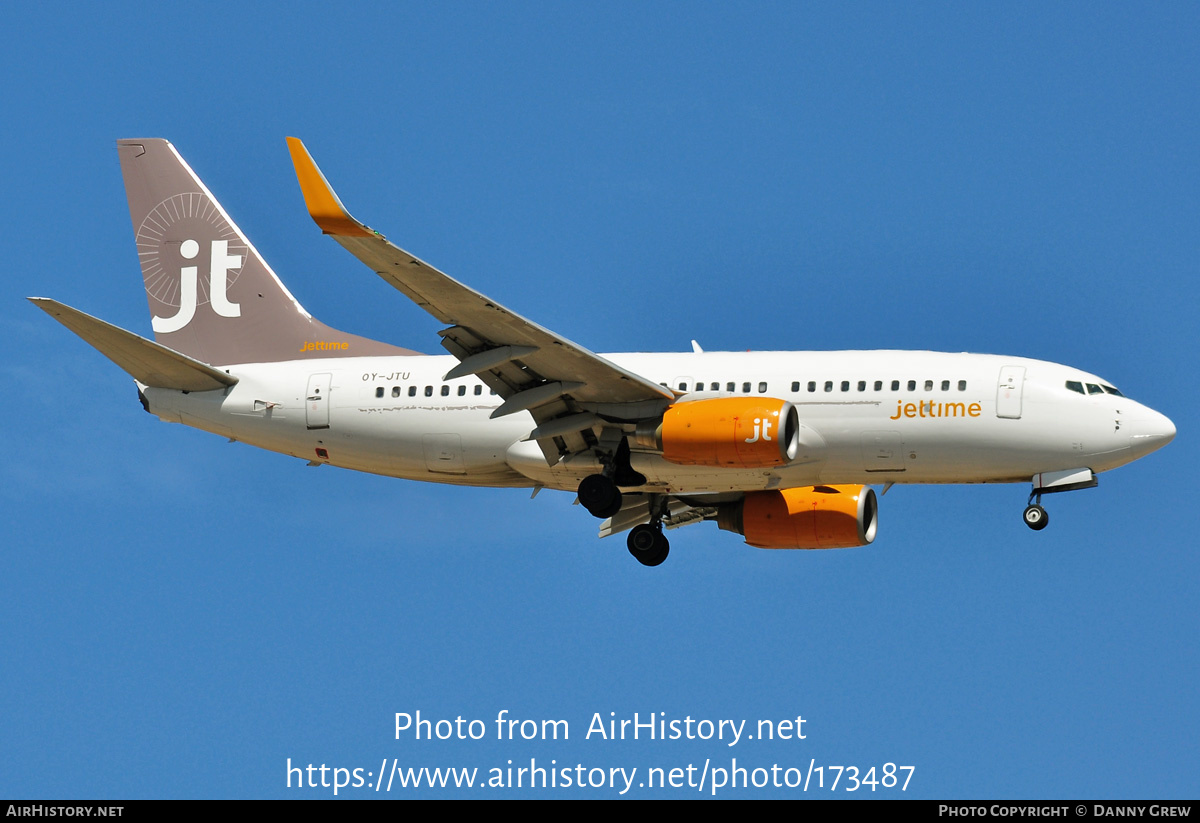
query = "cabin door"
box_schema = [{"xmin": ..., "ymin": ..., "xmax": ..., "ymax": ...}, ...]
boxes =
[
  {"xmin": 306, "ymin": 373, "xmax": 332, "ymax": 429},
  {"xmin": 996, "ymin": 366, "xmax": 1025, "ymax": 419}
]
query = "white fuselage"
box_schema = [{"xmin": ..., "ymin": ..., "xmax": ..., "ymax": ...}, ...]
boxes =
[{"xmin": 141, "ymin": 349, "xmax": 1174, "ymax": 495}]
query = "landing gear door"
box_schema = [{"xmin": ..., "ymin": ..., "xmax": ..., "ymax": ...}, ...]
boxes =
[
  {"xmin": 996, "ymin": 366, "xmax": 1025, "ymax": 419},
  {"xmin": 306, "ymin": 373, "xmax": 332, "ymax": 430}
]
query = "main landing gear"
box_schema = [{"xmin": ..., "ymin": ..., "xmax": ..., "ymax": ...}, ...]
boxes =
[
  {"xmin": 578, "ymin": 474, "xmax": 622, "ymax": 518},
  {"xmin": 577, "ymin": 440, "xmax": 647, "ymax": 520},
  {"xmin": 578, "ymin": 475, "xmax": 672, "ymax": 566},
  {"xmin": 579, "ymin": 443, "xmax": 666, "ymax": 565},
  {"xmin": 626, "ymin": 493, "xmax": 670, "ymax": 566},
  {"xmin": 627, "ymin": 523, "xmax": 669, "ymax": 567}
]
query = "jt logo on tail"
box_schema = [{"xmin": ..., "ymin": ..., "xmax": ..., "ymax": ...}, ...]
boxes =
[
  {"xmin": 151, "ymin": 239, "xmax": 243, "ymax": 333},
  {"xmin": 117, "ymin": 138, "xmax": 415, "ymax": 365}
]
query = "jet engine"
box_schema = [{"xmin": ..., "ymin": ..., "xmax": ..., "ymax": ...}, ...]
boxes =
[
  {"xmin": 633, "ymin": 397, "xmax": 800, "ymax": 469},
  {"xmin": 717, "ymin": 485, "xmax": 878, "ymax": 549}
]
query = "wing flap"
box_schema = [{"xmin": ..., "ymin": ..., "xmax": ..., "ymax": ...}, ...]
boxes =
[
  {"xmin": 30, "ymin": 298, "xmax": 237, "ymax": 392},
  {"xmin": 599, "ymin": 496, "xmax": 722, "ymax": 538}
]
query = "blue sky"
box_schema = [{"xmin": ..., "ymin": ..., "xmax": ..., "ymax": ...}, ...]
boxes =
[{"xmin": 2, "ymin": 2, "xmax": 1196, "ymax": 798}]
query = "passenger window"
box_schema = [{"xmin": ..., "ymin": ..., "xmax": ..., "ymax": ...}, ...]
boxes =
[
  {"xmin": 408, "ymin": 386, "xmax": 417, "ymax": 397},
  {"xmin": 375, "ymin": 387, "xmax": 384, "ymax": 398},
  {"xmin": 958, "ymin": 380, "xmax": 967, "ymax": 391},
  {"xmin": 441, "ymin": 385, "xmax": 450, "ymax": 396},
  {"xmin": 711, "ymin": 382, "xmax": 720, "ymax": 391},
  {"xmin": 874, "ymin": 380, "xmax": 882, "ymax": 391},
  {"xmin": 907, "ymin": 380, "xmax": 916, "ymax": 391},
  {"xmin": 742, "ymin": 382, "xmax": 751, "ymax": 393},
  {"xmin": 425, "ymin": 386, "xmax": 433, "ymax": 397},
  {"xmin": 678, "ymin": 382, "xmax": 687, "ymax": 391},
  {"xmin": 457, "ymin": 385, "xmax": 466, "ymax": 396},
  {"xmin": 841, "ymin": 381, "xmax": 850, "ymax": 392},
  {"xmin": 758, "ymin": 381, "xmax": 767, "ymax": 393},
  {"xmin": 791, "ymin": 381, "xmax": 800, "ymax": 392},
  {"xmin": 857, "ymin": 380, "xmax": 866, "ymax": 392},
  {"xmin": 941, "ymin": 380, "xmax": 949, "ymax": 391},
  {"xmin": 924, "ymin": 380, "xmax": 933, "ymax": 391},
  {"xmin": 392, "ymin": 386, "xmax": 401, "ymax": 397},
  {"xmin": 1066, "ymin": 381, "xmax": 1085, "ymax": 395},
  {"xmin": 808, "ymin": 381, "xmax": 816, "ymax": 392},
  {"xmin": 725, "ymin": 382, "xmax": 735, "ymax": 392},
  {"xmin": 474, "ymin": 385, "xmax": 482, "ymax": 395},
  {"xmin": 824, "ymin": 381, "xmax": 833, "ymax": 392},
  {"xmin": 891, "ymin": 380, "xmax": 900, "ymax": 391}
]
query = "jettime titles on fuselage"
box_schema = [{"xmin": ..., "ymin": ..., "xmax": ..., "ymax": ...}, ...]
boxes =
[{"xmin": 889, "ymin": 400, "xmax": 983, "ymax": 420}]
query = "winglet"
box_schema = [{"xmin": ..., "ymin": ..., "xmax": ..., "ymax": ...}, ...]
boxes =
[{"xmin": 286, "ymin": 137, "xmax": 374, "ymax": 238}]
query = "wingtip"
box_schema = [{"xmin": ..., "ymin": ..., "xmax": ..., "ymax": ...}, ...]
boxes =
[{"xmin": 286, "ymin": 137, "xmax": 373, "ymax": 238}]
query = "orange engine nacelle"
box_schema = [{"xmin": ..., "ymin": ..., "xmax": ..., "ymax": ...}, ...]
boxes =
[
  {"xmin": 636, "ymin": 397, "xmax": 801, "ymax": 469},
  {"xmin": 718, "ymin": 485, "xmax": 878, "ymax": 549}
]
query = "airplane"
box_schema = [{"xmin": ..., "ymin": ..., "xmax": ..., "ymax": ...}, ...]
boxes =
[{"xmin": 30, "ymin": 138, "xmax": 1176, "ymax": 566}]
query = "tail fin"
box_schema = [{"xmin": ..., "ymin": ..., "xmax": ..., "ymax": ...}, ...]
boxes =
[{"xmin": 117, "ymin": 139, "xmax": 415, "ymax": 365}]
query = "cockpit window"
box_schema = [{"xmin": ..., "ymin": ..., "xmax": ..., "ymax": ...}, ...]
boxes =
[{"xmin": 1068, "ymin": 379, "xmax": 1127, "ymax": 398}]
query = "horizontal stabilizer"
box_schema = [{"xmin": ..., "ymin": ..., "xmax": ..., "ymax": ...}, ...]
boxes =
[{"xmin": 29, "ymin": 298, "xmax": 238, "ymax": 392}]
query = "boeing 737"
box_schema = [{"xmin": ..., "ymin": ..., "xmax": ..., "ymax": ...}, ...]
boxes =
[{"xmin": 31, "ymin": 139, "xmax": 1176, "ymax": 566}]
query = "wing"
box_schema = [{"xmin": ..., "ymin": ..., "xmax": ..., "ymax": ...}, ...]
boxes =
[{"xmin": 286, "ymin": 138, "xmax": 674, "ymax": 463}]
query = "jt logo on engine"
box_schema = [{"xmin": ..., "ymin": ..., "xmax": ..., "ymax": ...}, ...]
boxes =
[
  {"xmin": 744, "ymin": 417, "xmax": 773, "ymax": 444},
  {"xmin": 151, "ymin": 238, "xmax": 242, "ymax": 333}
]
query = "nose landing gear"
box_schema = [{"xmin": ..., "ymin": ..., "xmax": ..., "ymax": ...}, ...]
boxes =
[
  {"xmin": 1022, "ymin": 502, "xmax": 1049, "ymax": 530},
  {"xmin": 1021, "ymin": 468, "xmax": 1098, "ymax": 530},
  {"xmin": 1023, "ymin": 488, "xmax": 1049, "ymax": 531}
]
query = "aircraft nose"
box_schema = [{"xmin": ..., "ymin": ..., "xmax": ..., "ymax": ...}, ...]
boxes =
[{"xmin": 1128, "ymin": 407, "xmax": 1175, "ymax": 458}]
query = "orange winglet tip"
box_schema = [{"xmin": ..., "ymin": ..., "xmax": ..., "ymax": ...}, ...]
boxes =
[{"xmin": 286, "ymin": 137, "xmax": 373, "ymax": 238}]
